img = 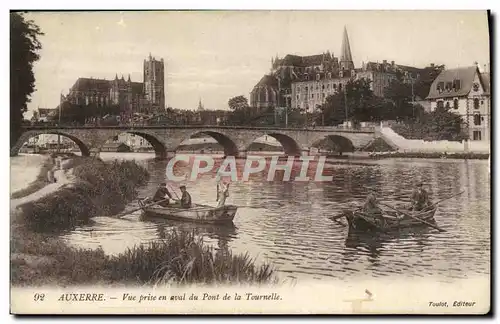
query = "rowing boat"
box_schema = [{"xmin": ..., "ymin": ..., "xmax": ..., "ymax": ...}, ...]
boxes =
[
  {"xmin": 344, "ymin": 206, "xmax": 438, "ymax": 232},
  {"xmin": 138, "ymin": 198, "xmax": 238, "ymax": 224}
]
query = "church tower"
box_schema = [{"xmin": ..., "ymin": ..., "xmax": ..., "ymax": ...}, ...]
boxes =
[
  {"xmin": 143, "ymin": 53, "xmax": 165, "ymax": 110},
  {"xmin": 339, "ymin": 26, "xmax": 355, "ymax": 74}
]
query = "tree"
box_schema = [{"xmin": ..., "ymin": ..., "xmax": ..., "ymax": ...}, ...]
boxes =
[
  {"xmin": 414, "ymin": 64, "xmax": 445, "ymax": 100},
  {"xmin": 317, "ymin": 78, "xmax": 383, "ymax": 126},
  {"xmin": 10, "ymin": 12, "xmax": 44, "ymax": 148},
  {"xmin": 228, "ymin": 95, "xmax": 249, "ymax": 110},
  {"xmin": 383, "ymin": 79, "xmax": 415, "ymax": 121},
  {"xmin": 392, "ymin": 106, "xmax": 468, "ymax": 142}
]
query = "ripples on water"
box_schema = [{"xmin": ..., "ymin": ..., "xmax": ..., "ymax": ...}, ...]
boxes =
[{"xmin": 47, "ymin": 154, "xmax": 490, "ymax": 282}]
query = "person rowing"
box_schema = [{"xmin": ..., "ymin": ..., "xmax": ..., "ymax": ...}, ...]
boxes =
[
  {"xmin": 410, "ymin": 182, "xmax": 431, "ymax": 211},
  {"xmin": 151, "ymin": 182, "xmax": 174, "ymax": 207},
  {"xmin": 362, "ymin": 190, "xmax": 384, "ymax": 221}
]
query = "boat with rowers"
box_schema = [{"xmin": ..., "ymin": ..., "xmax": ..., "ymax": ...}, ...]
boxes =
[
  {"xmin": 138, "ymin": 198, "xmax": 238, "ymax": 224},
  {"xmin": 341, "ymin": 205, "xmax": 438, "ymax": 232}
]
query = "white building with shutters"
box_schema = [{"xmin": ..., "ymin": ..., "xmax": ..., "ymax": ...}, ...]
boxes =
[{"xmin": 426, "ymin": 65, "xmax": 491, "ymax": 142}]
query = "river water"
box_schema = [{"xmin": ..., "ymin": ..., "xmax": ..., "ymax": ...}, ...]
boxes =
[{"xmin": 10, "ymin": 153, "xmax": 490, "ymax": 282}]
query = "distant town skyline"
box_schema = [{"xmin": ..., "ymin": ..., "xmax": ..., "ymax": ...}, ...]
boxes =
[{"xmin": 24, "ymin": 11, "xmax": 489, "ymax": 116}]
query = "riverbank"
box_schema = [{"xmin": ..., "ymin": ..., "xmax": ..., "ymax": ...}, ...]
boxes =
[
  {"xmin": 367, "ymin": 151, "xmax": 490, "ymax": 160},
  {"xmin": 13, "ymin": 157, "xmax": 149, "ymax": 232},
  {"xmin": 11, "ymin": 156, "xmax": 277, "ymax": 286}
]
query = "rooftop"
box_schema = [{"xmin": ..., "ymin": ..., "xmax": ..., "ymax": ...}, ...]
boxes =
[{"xmin": 426, "ymin": 66, "xmax": 480, "ymax": 99}]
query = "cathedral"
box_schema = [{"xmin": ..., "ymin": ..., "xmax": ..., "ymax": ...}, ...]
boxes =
[
  {"xmin": 62, "ymin": 54, "xmax": 165, "ymax": 114},
  {"xmin": 250, "ymin": 26, "xmax": 356, "ymax": 113}
]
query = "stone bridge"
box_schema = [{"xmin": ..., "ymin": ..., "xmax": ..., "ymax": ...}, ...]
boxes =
[{"xmin": 12, "ymin": 125, "xmax": 379, "ymax": 159}]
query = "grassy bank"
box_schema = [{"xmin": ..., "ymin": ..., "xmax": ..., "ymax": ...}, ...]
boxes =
[
  {"xmin": 15, "ymin": 157, "xmax": 149, "ymax": 232},
  {"xmin": 11, "ymin": 226, "xmax": 276, "ymax": 287},
  {"xmin": 10, "ymin": 156, "xmax": 54, "ymax": 199}
]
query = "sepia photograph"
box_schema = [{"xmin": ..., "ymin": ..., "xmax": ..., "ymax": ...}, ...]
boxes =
[{"xmin": 9, "ymin": 9, "xmax": 491, "ymax": 315}]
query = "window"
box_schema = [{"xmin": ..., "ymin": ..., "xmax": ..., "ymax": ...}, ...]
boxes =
[
  {"xmin": 453, "ymin": 79, "xmax": 461, "ymax": 90},
  {"xmin": 311, "ymin": 94, "xmax": 314, "ymax": 99},
  {"xmin": 437, "ymin": 82, "xmax": 444, "ymax": 91},
  {"xmin": 327, "ymin": 73, "xmax": 332, "ymax": 79},
  {"xmin": 474, "ymin": 98, "xmax": 480, "ymax": 109},
  {"xmin": 296, "ymin": 95, "xmax": 299, "ymax": 100},
  {"xmin": 446, "ymin": 82, "xmax": 453, "ymax": 91},
  {"xmin": 339, "ymin": 84, "xmax": 343, "ymax": 91},
  {"xmin": 316, "ymin": 85, "xmax": 319, "ymax": 90},
  {"xmin": 322, "ymin": 84, "xmax": 325, "ymax": 90},
  {"xmin": 305, "ymin": 86, "xmax": 308, "ymax": 92},
  {"xmin": 297, "ymin": 86, "xmax": 300, "ymax": 92},
  {"xmin": 322, "ymin": 93, "xmax": 325, "ymax": 98},
  {"xmin": 333, "ymin": 84, "xmax": 337, "ymax": 90},
  {"xmin": 453, "ymin": 99, "xmax": 459, "ymax": 110},
  {"xmin": 316, "ymin": 74, "xmax": 320, "ymax": 81},
  {"xmin": 445, "ymin": 102, "xmax": 450, "ymax": 108},
  {"xmin": 474, "ymin": 114, "xmax": 481, "ymax": 126},
  {"xmin": 473, "ymin": 131, "xmax": 482, "ymax": 141},
  {"xmin": 327, "ymin": 84, "xmax": 330, "ymax": 89},
  {"xmin": 437, "ymin": 101, "xmax": 444, "ymax": 109}
]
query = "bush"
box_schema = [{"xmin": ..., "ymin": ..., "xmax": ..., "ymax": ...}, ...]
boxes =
[{"xmin": 107, "ymin": 230, "xmax": 276, "ymax": 286}]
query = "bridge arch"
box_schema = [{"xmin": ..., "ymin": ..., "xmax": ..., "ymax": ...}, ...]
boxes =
[
  {"xmin": 311, "ymin": 135, "xmax": 355, "ymax": 153},
  {"xmin": 11, "ymin": 131, "xmax": 91, "ymax": 156},
  {"xmin": 99, "ymin": 131, "xmax": 167, "ymax": 159},
  {"xmin": 246, "ymin": 133, "xmax": 302, "ymax": 156},
  {"xmin": 177, "ymin": 131, "xmax": 239, "ymax": 156}
]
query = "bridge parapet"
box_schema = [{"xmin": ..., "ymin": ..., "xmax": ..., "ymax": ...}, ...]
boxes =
[{"xmin": 21, "ymin": 125, "xmax": 377, "ymax": 133}]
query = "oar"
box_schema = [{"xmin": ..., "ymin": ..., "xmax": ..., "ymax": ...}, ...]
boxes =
[
  {"xmin": 427, "ymin": 191, "xmax": 465, "ymax": 208},
  {"xmin": 116, "ymin": 198, "xmax": 169, "ymax": 219},
  {"xmin": 378, "ymin": 202, "xmax": 446, "ymax": 232},
  {"xmin": 329, "ymin": 214, "xmax": 346, "ymax": 221}
]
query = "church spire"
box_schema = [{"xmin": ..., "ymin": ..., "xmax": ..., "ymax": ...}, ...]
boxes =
[
  {"xmin": 197, "ymin": 97, "xmax": 204, "ymax": 111},
  {"xmin": 127, "ymin": 74, "xmax": 131, "ymax": 82},
  {"xmin": 340, "ymin": 26, "xmax": 354, "ymax": 71}
]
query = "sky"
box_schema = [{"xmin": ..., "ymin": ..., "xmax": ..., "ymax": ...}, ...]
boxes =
[{"xmin": 24, "ymin": 10, "xmax": 490, "ymax": 116}]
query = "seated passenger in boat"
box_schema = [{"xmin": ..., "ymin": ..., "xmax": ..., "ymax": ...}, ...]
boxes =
[
  {"xmin": 410, "ymin": 182, "xmax": 430, "ymax": 211},
  {"xmin": 180, "ymin": 185, "xmax": 192, "ymax": 209},
  {"xmin": 152, "ymin": 183, "xmax": 173, "ymax": 207},
  {"xmin": 362, "ymin": 193, "xmax": 383, "ymax": 218}
]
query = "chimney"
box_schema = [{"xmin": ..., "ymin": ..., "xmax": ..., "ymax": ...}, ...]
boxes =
[
  {"xmin": 391, "ymin": 61, "xmax": 395, "ymax": 66},
  {"xmin": 430, "ymin": 63, "xmax": 435, "ymax": 68},
  {"xmin": 383, "ymin": 60, "xmax": 387, "ymax": 64}
]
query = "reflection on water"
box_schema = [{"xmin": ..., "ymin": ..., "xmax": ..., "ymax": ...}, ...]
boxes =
[{"xmin": 39, "ymin": 153, "xmax": 489, "ymax": 282}]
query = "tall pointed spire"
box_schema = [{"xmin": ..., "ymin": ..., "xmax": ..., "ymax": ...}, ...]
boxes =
[
  {"xmin": 340, "ymin": 26, "xmax": 354, "ymax": 71},
  {"xmin": 127, "ymin": 74, "xmax": 131, "ymax": 82},
  {"xmin": 198, "ymin": 97, "xmax": 204, "ymax": 111}
]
